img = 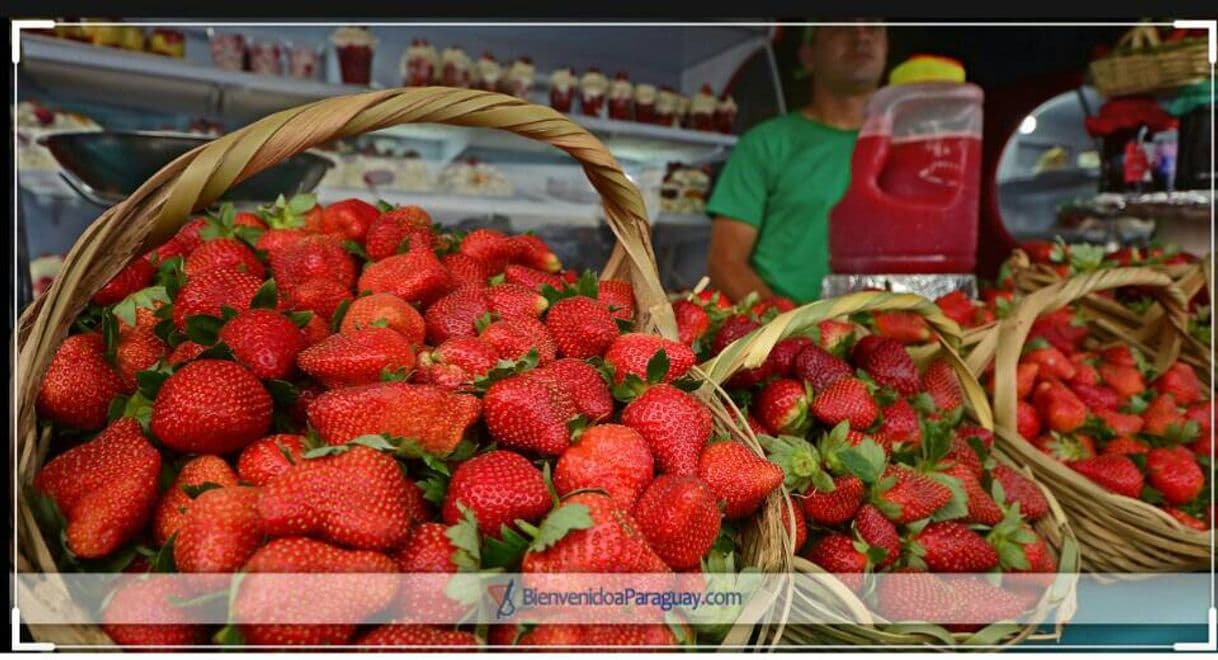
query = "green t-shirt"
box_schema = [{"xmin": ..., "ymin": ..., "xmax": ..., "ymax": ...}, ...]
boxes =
[{"xmin": 706, "ymin": 112, "xmax": 858, "ymax": 303}]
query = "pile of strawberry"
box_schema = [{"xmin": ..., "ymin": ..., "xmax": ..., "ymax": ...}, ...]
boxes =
[
  {"xmin": 30, "ymin": 195, "xmax": 784, "ymax": 649},
  {"xmin": 673, "ymin": 289, "xmax": 1060, "ymax": 630},
  {"xmin": 980, "ymin": 303, "xmax": 1213, "ymax": 530}
]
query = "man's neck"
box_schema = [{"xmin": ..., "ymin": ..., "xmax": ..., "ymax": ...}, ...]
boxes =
[{"xmin": 801, "ymin": 83, "xmax": 874, "ymax": 131}]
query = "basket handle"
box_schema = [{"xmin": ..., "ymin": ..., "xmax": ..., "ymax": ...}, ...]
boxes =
[{"xmin": 1118, "ymin": 24, "xmax": 1163, "ymax": 51}]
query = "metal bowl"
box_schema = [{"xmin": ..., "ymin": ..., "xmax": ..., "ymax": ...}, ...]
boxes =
[{"xmin": 39, "ymin": 130, "xmax": 333, "ymax": 207}]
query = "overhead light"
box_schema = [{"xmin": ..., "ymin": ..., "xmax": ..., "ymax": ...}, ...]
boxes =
[{"xmin": 1019, "ymin": 115, "xmax": 1037, "ymax": 135}]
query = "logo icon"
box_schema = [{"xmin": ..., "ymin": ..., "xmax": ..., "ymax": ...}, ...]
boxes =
[{"xmin": 488, "ymin": 578, "xmax": 517, "ymax": 619}]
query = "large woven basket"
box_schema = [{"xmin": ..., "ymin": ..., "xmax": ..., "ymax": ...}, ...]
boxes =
[
  {"xmin": 14, "ymin": 87, "xmax": 787, "ymax": 649},
  {"xmin": 1089, "ymin": 24, "xmax": 1210, "ymax": 98},
  {"xmin": 697, "ymin": 291, "xmax": 1080, "ymax": 647},
  {"xmin": 965, "ymin": 266, "xmax": 1210, "ymax": 573}
]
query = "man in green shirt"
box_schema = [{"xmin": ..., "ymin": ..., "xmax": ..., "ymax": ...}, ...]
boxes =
[{"xmin": 706, "ymin": 23, "xmax": 888, "ymax": 303}]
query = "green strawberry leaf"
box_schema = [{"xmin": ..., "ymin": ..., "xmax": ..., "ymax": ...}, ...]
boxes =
[
  {"xmin": 909, "ymin": 392, "xmax": 938, "ymax": 416},
  {"xmin": 195, "ymin": 342, "xmax": 234, "ymax": 361},
  {"xmin": 836, "ymin": 438, "xmax": 886, "ymax": 484},
  {"xmin": 1140, "ymin": 484, "xmax": 1165, "ymax": 505},
  {"xmin": 380, "ymin": 366, "xmax": 413, "ymax": 382},
  {"xmin": 614, "ymin": 317, "xmax": 635, "ymax": 333},
  {"xmin": 73, "ymin": 303, "xmax": 107, "ymax": 333},
  {"xmin": 529, "ymin": 503, "xmax": 593, "ymax": 552},
  {"xmin": 151, "ymin": 533, "xmax": 178, "ymax": 573},
  {"xmin": 419, "ymin": 474, "xmax": 449, "ymax": 506},
  {"xmin": 1123, "ymin": 392, "xmax": 1151, "ymax": 414},
  {"xmin": 135, "ymin": 362, "xmax": 174, "ymax": 399},
  {"xmin": 927, "ymin": 473, "xmax": 968, "ymax": 522},
  {"xmin": 113, "ymin": 286, "xmax": 171, "ymax": 328},
  {"xmin": 251, "ymin": 279, "xmax": 278, "ymax": 309},
  {"xmin": 265, "ymin": 380, "xmax": 300, "ymax": 407},
  {"xmin": 757, "ymin": 434, "xmax": 824, "ymax": 494},
  {"xmin": 343, "ymin": 240, "xmax": 370, "ymax": 261},
  {"xmin": 184, "ymin": 314, "xmax": 224, "ymax": 346},
  {"xmin": 212, "ymin": 624, "xmax": 245, "ymax": 646},
  {"xmin": 488, "ymin": 273, "xmax": 506, "ymax": 286},
  {"xmin": 219, "ymin": 305, "xmax": 239, "ymax": 322},
  {"xmin": 610, "ymin": 373, "xmax": 648, "ymax": 403},
  {"xmin": 181, "ymin": 482, "xmax": 224, "ymax": 499},
  {"xmin": 329, "ymin": 298, "xmax": 352, "ymax": 334},
  {"xmin": 482, "ymin": 524, "xmax": 532, "ymax": 570},
  {"xmin": 375, "ymin": 199, "xmax": 395, "ymax": 213},
  {"xmin": 107, "ymin": 395, "xmax": 131, "ymax": 424},
  {"xmin": 121, "ymin": 392, "xmax": 156, "ymax": 430},
  {"xmin": 474, "ymin": 311, "xmax": 496, "ymax": 334},
  {"xmin": 447, "ymin": 505, "xmax": 482, "ymax": 570},
  {"xmin": 645, "ymin": 349, "xmax": 671, "ymax": 384},
  {"xmin": 287, "ymin": 193, "xmax": 318, "ymax": 216},
  {"xmin": 286, "ymin": 310, "xmax": 314, "ymax": 328},
  {"xmin": 1080, "ymin": 415, "xmax": 1117, "ymax": 442},
  {"xmin": 101, "ymin": 312, "xmax": 120, "ymax": 364},
  {"xmin": 234, "ymin": 224, "xmax": 265, "ymax": 247},
  {"xmin": 154, "ymin": 256, "xmax": 187, "ymax": 300}
]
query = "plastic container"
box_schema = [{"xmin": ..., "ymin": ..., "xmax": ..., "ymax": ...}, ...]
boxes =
[{"xmin": 829, "ymin": 79, "xmax": 984, "ymax": 274}]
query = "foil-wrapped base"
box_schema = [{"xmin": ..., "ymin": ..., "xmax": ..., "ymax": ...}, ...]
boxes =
[{"xmin": 821, "ymin": 273, "xmax": 977, "ymax": 300}]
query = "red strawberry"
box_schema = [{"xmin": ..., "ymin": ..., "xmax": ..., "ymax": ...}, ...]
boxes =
[
  {"xmin": 424, "ymin": 287, "xmax": 491, "ymax": 344},
  {"xmin": 1186, "ymin": 401, "xmax": 1212, "ymax": 456},
  {"xmin": 308, "ymin": 382, "xmax": 481, "ymax": 455},
  {"xmin": 111, "ymin": 327, "xmax": 167, "ymax": 392},
  {"xmin": 811, "ymin": 377, "xmax": 879, "ymax": 431},
  {"xmin": 697, "ymin": 441, "xmax": 784, "ymax": 519},
  {"xmin": 300, "ymin": 314, "xmax": 330, "ymax": 346},
  {"xmin": 922, "ymin": 359, "xmax": 964, "ymax": 412},
  {"xmin": 235, "ymin": 537, "xmax": 397, "ymax": 646},
  {"xmin": 364, "ymin": 208, "xmax": 435, "ymax": 261},
  {"xmin": 391, "ymin": 522, "xmax": 465, "ymax": 622},
  {"xmin": 258, "ymin": 445, "xmax": 424, "ymax": 550},
  {"xmin": 817, "ymin": 319, "xmax": 857, "ymax": 354},
  {"xmin": 545, "ymin": 296, "xmax": 617, "ymax": 358},
  {"xmin": 1016, "ymin": 362, "xmax": 1040, "ymax": 398},
  {"xmin": 991, "ymin": 464, "xmax": 1050, "ymax": 521},
  {"xmin": 184, "ymin": 237, "xmax": 265, "ymax": 279},
  {"xmin": 1017, "ymin": 400, "xmax": 1042, "ymax": 440},
  {"xmin": 804, "ymin": 534, "xmax": 866, "ymax": 589},
  {"xmin": 217, "ymin": 308, "xmax": 305, "ymax": 381},
  {"xmin": 359, "ymin": 249, "xmax": 455, "ymax": 307},
  {"xmin": 36, "ymin": 334, "xmax": 125, "ymax": 430},
  {"xmin": 944, "ymin": 435, "xmax": 984, "ymax": 478},
  {"xmin": 871, "ymin": 311, "xmax": 931, "ymax": 344},
  {"xmin": 172, "ymin": 268, "xmax": 264, "ymax": 330},
  {"xmin": 750, "ymin": 296, "xmax": 796, "ymax": 318},
  {"xmin": 150, "ymin": 360, "xmax": 271, "ymax": 454},
  {"xmin": 1069, "ymin": 382, "xmax": 1121, "ymax": 411},
  {"xmin": 33, "ymin": 418, "xmax": 160, "ymax": 558},
  {"xmin": 556, "ymin": 424, "xmax": 654, "ymax": 510},
  {"xmin": 297, "ymin": 327, "xmax": 416, "ymax": 388},
  {"xmin": 442, "ymin": 449, "xmax": 552, "ymax": 537},
  {"xmin": 880, "ymin": 399, "xmax": 922, "ymax": 448},
  {"xmin": 153, "ymin": 454, "xmax": 240, "ymax": 545},
  {"xmin": 483, "ymin": 372, "xmax": 578, "ymax": 456},
  {"xmin": 1033, "ymin": 433, "xmax": 1097, "ymax": 461},
  {"xmin": 237, "ymin": 434, "xmax": 307, "ymax": 487},
  {"xmin": 161, "ymin": 217, "xmax": 208, "ymax": 258},
  {"xmin": 415, "ymin": 337, "xmax": 500, "ymax": 389},
  {"xmin": 487, "ymin": 283, "xmax": 548, "ymax": 320},
  {"xmin": 339, "ymin": 292, "xmax": 424, "ymax": 345},
  {"xmin": 480, "ymin": 314, "xmax": 558, "ymax": 364},
  {"xmin": 694, "ymin": 289, "xmax": 733, "ymax": 310},
  {"xmin": 1100, "ymin": 345, "xmax": 1137, "ymax": 367},
  {"xmin": 872, "ymin": 465, "xmax": 952, "ymax": 524},
  {"xmin": 1165, "ymin": 507, "xmax": 1209, "ymax": 531},
  {"xmin": 442, "ymin": 252, "xmax": 491, "ymax": 290},
  {"xmin": 510, "ymin": 234, "xmax": 562, "ymax": 272},
  {"xmin": 792, "ymin": 344, "xmax": 854, "ymax": 391},
  {"xmin": 621, "ymin": 384, "xmax": 712, "ymax": 475},
  {"xmin": 597, "ymin": 279, "xmax": 636, "ymax": 322},
  {"xmin": 174, "ymin": 485, "xmax": 262, "ymax": 573},
  {"xmin": 535, "ymin": 358, "xmax": 614, "ymax": 421},
  {"xmin": 93, "ymin": 257, "xmax": 156, "ymax": 306},
  {"xmin": 1068, "ymin": 454, "xmax": 1144, "ymax": 498},
  {"xmin": 1142, "ymin": 392, "xmax": 1185, "ymax": 436},
  {"xmin": 255, "ymin": 228, "xmax": 306, "ymax": 260},
  {"xmin": 521, "ymin": 492, "xmax": 668, "ymax": 573},
  {"xmin": 632, "ymin": 474, "xmax": 721, "ymax": 570},
  {"xmin": 1153, "ymin": 362, "xmax": 1203, "ymax": 405},
  {"xmin": 603, "ymin": 333, "xmax": 696, "ymax": 386},
  {"xmin": 854, "ymin": 503, "xmax": 900, "ymax": 567},
  {"xmin": 101, "ymin": 575, "xmax": 211, "ymax": 647},
  {"xmin": 281, "ymin": 277, "xmax": 352, "ymax": 321},
  {"xmin": 320, "ymin": 198, "xmax": 379, "ymax": 243},
  {"xmin": 1024, "ymin": 344, "xmax": 1076, "ymax": 380},
  {"xmin": 1098, "ymin": 363, "xmax": 1145, "ymax": 398},
  {"xmin": 501, "ymin": 623, "xmax": 679, "ymax": 648},
  {"xmin": 504, "ymin": 263, "xmax": 566, "ymax": 291},
  {"xmin": 1103, "ymin": 436, "xmax": 1150, "ymax": 456},
  {"xmin": 674, "ymin": 299, "xmax": 711, "ymax": 345},
  {"xmin": 757, "ymin": 378, "xmax": 812, "ymax": 435},
  {"xmin": 358, "ymin": 624, "xmax": 479, "ymax": 647},
  {"xmin": 943, "ymin": 576, "xmax": 1034, "ymax": 631},
  {"xmin": 853, "ymin": 336, "xmax": 920, "ymax": 396},
  {"xmin": 1033, "ymin": 380, "xmax": 1087, "ymax": 433},
  {"xmin": 765, "ymin": 336, "xmax": 816, "ymax": 378},
  {"xmin": 711, "ymin": 315, "xmax": 760, "ymax": 355},
  {"xmin": 873, "ymin": 569, "xmax": 958, "ymax": 623},
  {"xmin": 801, "ymin": 474, "xmax": 864, "ymax": 526},
  {"xmin": 1147, "ymin": 446, "xmax": 1204, "ymax": 505},
  {"xmin": 935, "ymin": 290, "xmax": 976, "ymax": 327},
  {"xmin": 782, "ymin": 499, "xmax": 809, "ymax": 553},
  {"xmin": 269, "ymin": 234, "xmax": 357, "ymax": 289},
  {"xmin": 913, "ymin": 521, "xmax": 999, "ymax": 571},
  {"xmin": 460, "ymin": 229, "xmax": 517, "ymax": 273},
  {"xmin": 942, "ymin": 462, "xmax": 1003, "ymax": 526}
]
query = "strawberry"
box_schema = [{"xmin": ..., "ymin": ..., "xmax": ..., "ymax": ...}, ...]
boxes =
[
  {"xmin": 751, "ymin": 296, "xmax": 797, "ymax": 318},
  {"xmin": 1068, "ymin": 454, "xmax": 1144, "ymax": 498},
  {"xmin": 364, "ymin": 208, "xmax": 435, "ymax": 261},
  {"xmin": 269, "ymin": 234, "xmax": 357, "ymax": 290},
  {"xmin": 235, "ymin": 537, "xmax": 398, "ymax": 646},
  {"xmin": 300, "ymin": 315, "xmax": 330, "ymax": 346},
  {"xmin": 442, "ymin": 252, "xmax": 491, "ymax": 290},
  {"xmin": 1033, "ymin": 380, "xmax": 1087, "ymax": 433},
  {"xmin": 872, "ymin": 465, "xmax": 952, "ymax": 524},
  {"xmin": 151, "ymin": 360, "xmax": 272, "ymax": 454},
  {"xmin": 1147, "ymin": 446, "xmax": 1204, "ymax": 505},
  {"xmin": 1186, "ymin": 401, "xmax": 1212, "ymax": 456},
  {"xmin": 1069, "ymin": 382, "xmax": 1121, "ymax": 411},
  {"xmin": 935, "ymin": 290, "xmax": 976, "ymax": 327},
  {"xmin": 153, "ymin": 454, "xmax": 240, "ymax": 545},
  {"xmin": 487, "ymin": 283, "xmax": 548, "ymax": 320},
  {"xmin": 556, "ymin": 424, "xmax": 654, "ymax": 509},
  {"xmin": 36, "ymin": 334, "xmax": 124, "ymax": 430},
  {"xmin": 597, "ymin": 279, "xmax": 636, "ymax": 322},
  {"xmin": 912, "ymin": 521, "xmax": 999, "ymax": 571},
  {"xmin": 942, "ymin": 576, "xmax": 1033, "ymax": 631},
  {"xmin": 804, "ymin": 534, "xmax": 867, "ymax": 590},
  {"xmin": 1142, "ymin": 392, "xmax": 1185, "ymax": 436},
  {"xmin": 321, "ymin": 198, "xmax": 380, "ymax": 243},
  {"xmin": 694, "ymin": 289, "xmax": 733, "ymax": 310},
  {"xmin": 873, "ymin": 569, "xmax": 958, "ymax": 624},
  {"xmin": 33, "ymin": 418, "xmax": 160, "ymax": 558},
  {"xmin": 545, "ymin": 296, "xmax": 618, "ymax": 358},
  {"xmin": 957, "ymin": 425, "xmax": 994, "ymax": 450},
  {"xmin": 339, "ymin": 292, "xmax": 425, "ymax": 345},
  {"xmin": 308, "ymin": 382, "xmax": 480, "ymax": 454},
  {"xmin": 991, "ymin": 464, "xmax": 1049, "ymax": 521},
  {"xmin": 697, "ymin": 441, "xmax": 784, "ymax": 519},
  {"xmin": 922, "ymin": 359, "xmax": 964, "ymax": 412},
  {"xmin": 816, "ymin": 320, "xmax": 857, "ymax": 354},
  {"xmin": 757, "ymin": 378, "xmax": 812, "ymax": 435},
  {"xmin": 801, "ymin": 474, "xmax": 864, "ymax": 526},
  {"xmin": 871, "ymin": 311, "xmax": 931, "ymax": 344},
  {"xmin": 255, "ymin": 228, "xmax": 306, "ymax": 260},
  {"xmin": 483, "ymin": 371, "xmax": 578, "ymax": 456},
  {"xmin": 237, "ymin": 434, "xmax": 306, "ymax": 487},
  {"xmin": 535, "ymin": 358, "xmax": 614, "ymax": 422},
  {"xmin": 174, "ymin": 486, "xmax": 262, "ymax": 573},
  {"xmin": 297, "ymin": 327, "xmax": 416, "ymax": 388},
  {"xmin": 357, "ymin": 624, "xmax": 479, "ymax": 647},
  {"xmin": 510, "ymin": 624, "xmax": 679, "ymax": 649},
  {"xmin": 1033, "ymin": 433, "xmax": 1096, "ymax": 461},
  {"xmin": 1016, "ymin": 362, "xmax": 1040, "ymax": 398},
  {"xmin": 505, "ymin": 263, "xmax": 566, "ymax": 291},
  {"xmin": 258, "ymin": 445, "xmax": 424, "ymax": 549},
  {"xmin": 1016, "ymin": 400, "xmax": 1042, "ymax": 440},
  {"xmin": 162, "ymin": 218, "xmax": 208, "ymax": 258},
  {"xmin": 391, "ymin": 522, "xmax": 465, "ymax": 622},
  {"xmin": 172, "ymin": 268, "xmax": 264, "ymax": 330},
  {"xmin": 782, "ymin": 498, "xmax": 809, "ymax": 553},
  {"xmin": 944, "ymin": 435, "xmax": 984, "ymax": 477},
  {"xmin": 792, "ymin": 344, "xmax": 854, "ymax": 391},
  {"xmin": 425, "ymin": 287, "xmax": 491, "ymax": 344},
  {"xmin": 811, "ymin": 377, "xmax": 879, "ymax": 431},
  {"xmin": 603, "ymin": 334, "xmax": 696, "ymax": 386},
  {"xmin": 93, "ymin": 257, "xmax": 156, "ymax": 306},
  {"xmin": 942, "ymin": 462, "xmax": 1003, "ymax": 526},
  {"xmin": 674, "ymin": 299, "xmax": 711, "ymax": 345},
  {"xmin": 416, "ymin": 337, "xmax": 500, "ymax": 389},
  {"xmin": 711, "ymin": 315, "xmax": 760, "ymax": 355},
  {"xmin": 114, "ymin": 327, "xmax": 168, "ymax": 392},
  {"xmin": 1153, "ymin": 362, "xmax": 1203, "ymax": 405},
  {"xmin": 880, "ymin": 399, "xmax": 922, "ymax": 448},
  {"xmin": 633, "ymin": 474, "xmax": 721, "ymax": 570},
  {"xmin": 443, "ymin": 450, "xmax": 551, "ymax": 538},
  {"xmin": 101, "ymin": 575, "xmax": 211, "ymax": 647},
  {"xmin": 218, "ymin": 308, "xmax": 306, "ymax": 381},
  {"xmin": 521, "ymin": 491, "xmax": 669, "ymax": 573},
  {"xmin": 853, "ymin": 336, "xmax": 920, "ymax": 396},
  {"xmin": 281, "ymin": 277, "xmax": 353, "ymax": 321},
  {"xmin": 359, "ymin": 249, "xmax": 455, "ymax": 307},
  {"xmin": 1100, "ymin": 345, "xmax": 1137, "ymax": 367},
  {"xmin": 621, "ymin": 384, "xmax": 712, "ymax": 475},
  {"xmin": 854, "ymin": 503, "xmax": 900, "ymax": 567},
  {"xmin": 510, "ymin": 234, "xmax": 562, "ymax": 272},
  {"xmin": 1024, "ymin": 344, "xmax": 1076, "ymax": 380},
  {"xmin": 765, "ymin": 336, "xmax": 816, "ymax": 378},
  {"xmin": 479, "ymin": 314, "xmax": 558, "ymax": 364},
  {"xmin": 1102, "ymin": 436, "xmax": 1150, "ymax": 456},
  {"xmin": 1165, "ymin": 507, "xmax": 1209, "ymax": 531},
  {"xmin": 184, "ymin": 237, "xmax": 265, "ymax": 279},
  {"xmin": 460, "ymin": 228, "xmax": 517, "ymax": 273}
]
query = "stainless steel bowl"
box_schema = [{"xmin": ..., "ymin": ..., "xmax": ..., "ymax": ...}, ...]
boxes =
[{"xmin": 39, "ymin": 130, "xmax": 333, "ymax": 207}]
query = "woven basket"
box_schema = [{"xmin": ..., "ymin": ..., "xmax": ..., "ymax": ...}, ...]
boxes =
[
  {"xmin": 698, "ymin": 291, "xmax": 1080, "ymax": 647},
  {"xmin": 1090, "ymin": 25, "xmax": 1210, "ymax": 98},
  {"xmin": 965, "ymin": 266, "xmax": 1210, "ymax": 573},
  {"xmin": 14, "ymin": 87, "xmax": 786, "ymax": 649}
]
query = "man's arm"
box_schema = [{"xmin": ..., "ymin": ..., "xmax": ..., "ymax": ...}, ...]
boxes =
[{"xmin": 707, "ymin": 216, "xmax": 777, "ymax": 303}]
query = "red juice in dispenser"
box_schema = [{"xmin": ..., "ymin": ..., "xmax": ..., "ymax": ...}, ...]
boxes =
[{"xmin": 829, "ymin": 60, "xmax": 983, "ymax": 275}]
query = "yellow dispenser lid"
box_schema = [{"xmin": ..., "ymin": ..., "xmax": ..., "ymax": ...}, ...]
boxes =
[{"xmin": 889, "ymin": 55, "xmax": 966, "ymax": 85}]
